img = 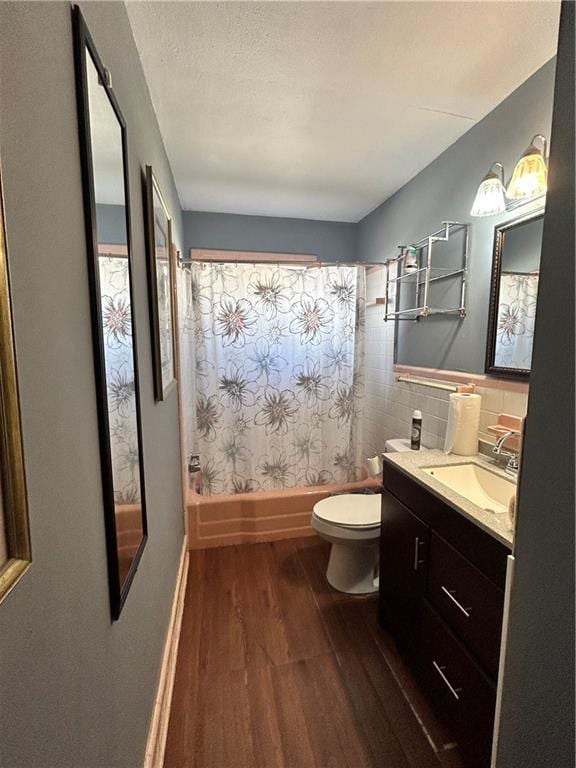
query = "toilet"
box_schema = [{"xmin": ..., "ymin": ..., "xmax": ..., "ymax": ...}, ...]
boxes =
[{"xmin": 311, "ymin": 440, "xmax": 422, "ymax": 594}]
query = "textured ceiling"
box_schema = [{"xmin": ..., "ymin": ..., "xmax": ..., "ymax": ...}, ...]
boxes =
[{"xmin": 127, "ymin": 1, "xmax": 560, "ymax": 221}]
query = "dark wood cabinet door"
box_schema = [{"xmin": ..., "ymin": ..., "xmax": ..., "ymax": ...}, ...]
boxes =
[{"xmin": 379, "ymin": 490, "xmax": 429, "ymax": 655}]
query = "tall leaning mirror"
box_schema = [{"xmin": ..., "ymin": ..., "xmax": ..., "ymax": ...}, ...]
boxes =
[
  {"xmin": 73, "ymin": 6, "xmax": 147, "ymax": 619},
  {"xmin": 485, "ymin": 210, "xmax": 544, "ymax": 378},
  {"xmin": 0, "ymin": 164, "xmax": 32, "ymax": 603}
]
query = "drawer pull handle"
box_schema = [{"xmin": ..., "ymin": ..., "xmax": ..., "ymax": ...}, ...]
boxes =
[
  {"xmin": 433, "ymin": 661, "xmax": 462, "ymax": 701},
  {"xmin": 441, "ymin": 586, "xmax": 471, "ymax": 618},
  {"xmin": 413, "ymin": 538, "xmax": 424, "ymax": 571}
]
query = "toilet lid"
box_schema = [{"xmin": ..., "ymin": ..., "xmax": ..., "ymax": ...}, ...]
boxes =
[{"xmin": 313, "ymin": 494, "xmax": 381, "ymax": 527}]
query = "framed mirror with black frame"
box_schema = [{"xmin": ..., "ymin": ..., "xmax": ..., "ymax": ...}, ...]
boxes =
[
  {"xmin": 72, "ymin": 6, "xmax": 148, "ymax": 620},
  {"xmin": 485, "ymin": 209, "xmax": 545, "ymax": 379}
]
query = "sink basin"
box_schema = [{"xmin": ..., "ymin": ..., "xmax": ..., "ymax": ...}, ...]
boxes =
[{"xmin": 423, "ymin": 463, "xmax": 516, "ymax": 514}]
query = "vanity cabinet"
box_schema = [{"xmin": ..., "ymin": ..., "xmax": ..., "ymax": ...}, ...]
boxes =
[{"xmin": 379, "ymin": 461, "xmax": 510, "ymax": 768}]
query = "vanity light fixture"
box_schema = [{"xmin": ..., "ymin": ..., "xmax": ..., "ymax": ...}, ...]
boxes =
[
  {"xmin": 506, "ymin": 134, "xmax": 548, "ymax": 200},
  {"xmin": 470, "ymin": 162, "xmax": 506, "ymax": 217}
]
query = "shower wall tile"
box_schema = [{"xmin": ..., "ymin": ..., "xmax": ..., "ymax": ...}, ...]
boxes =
[
  {"xmin": 362, "ymin": 271, "xmax": 530, "ymax": 462},
  {"xmin": 478, "ymin": 386, "xmax": 505, "ymax": 415},
  {"xmin": 502, "ymin": 390, "xmax": 530, "ymax": 418}
]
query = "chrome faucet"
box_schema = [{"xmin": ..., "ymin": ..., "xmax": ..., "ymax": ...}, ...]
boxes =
[{"xmin": 492, "ymin": 430, "xmax": 520, "ymax": 475}]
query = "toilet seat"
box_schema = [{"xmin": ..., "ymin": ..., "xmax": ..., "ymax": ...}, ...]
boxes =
[
  {"xmin": 311, "ymin": 494, "xmax": 381, "ymax": 594},
  {"xmin": 313, "ymin": 494, "xmax": 381, "ymax": 528}
]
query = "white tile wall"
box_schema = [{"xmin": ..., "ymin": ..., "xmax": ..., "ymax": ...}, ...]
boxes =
[{"xmin": 362, "ymin": 269, "xmax": 529, "ymax": 458}]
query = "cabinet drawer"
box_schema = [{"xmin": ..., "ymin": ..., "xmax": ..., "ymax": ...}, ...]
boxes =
[
  {"xmin": 418, "ymin": 601, "xmax": 496, "ymax": 767},
  {"xmin": 427, "ymin": 533, "xmax": 504, "ymax": 680}
]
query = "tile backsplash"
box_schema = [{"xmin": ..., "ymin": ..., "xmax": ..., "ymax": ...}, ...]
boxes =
[{"xmin": 363, "ymin": 269, "xmax": 529, "ymax": 458}]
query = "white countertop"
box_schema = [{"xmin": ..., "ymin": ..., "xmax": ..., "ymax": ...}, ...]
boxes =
[{"xmin": 383, "ymin": 449, "xmax": 515, "ymax": 547}]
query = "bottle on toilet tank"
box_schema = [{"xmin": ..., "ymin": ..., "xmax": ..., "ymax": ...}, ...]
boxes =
[{"xmin": 411, "ymin": 410, "xmax": 423, "ymax": 450}]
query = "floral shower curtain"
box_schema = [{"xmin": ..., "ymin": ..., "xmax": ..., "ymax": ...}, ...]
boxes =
[
  {"xmin": 99, "ymin": 255, "xmax": 141, "ymax": 505},
  {"xmin": 179, "ymin": 262, "xmax": 365, "ymax": 495},
  {"xmin": 494, "ymin": 272, "xmax": 539, "ymax": 369}
]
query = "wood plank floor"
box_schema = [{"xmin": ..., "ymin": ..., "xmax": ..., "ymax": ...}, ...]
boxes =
[{"xmin": 164, "ymin": 537, "xmax": 464, "ymax": 768}]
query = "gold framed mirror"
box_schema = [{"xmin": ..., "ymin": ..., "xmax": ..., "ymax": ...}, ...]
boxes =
[{"xmin": 0, "ymin": 165, "xmax": 32, "ymax": 603}]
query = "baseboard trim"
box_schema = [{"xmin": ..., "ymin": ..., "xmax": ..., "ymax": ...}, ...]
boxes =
[{"xmin": 144, "ymin": 536, "xmax": 189, "ymax": 768}]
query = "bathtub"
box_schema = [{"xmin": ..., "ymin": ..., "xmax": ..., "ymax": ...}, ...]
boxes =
[{"xmin": 187, "ymin": 476, "xmax": 382, "ymax": 550}]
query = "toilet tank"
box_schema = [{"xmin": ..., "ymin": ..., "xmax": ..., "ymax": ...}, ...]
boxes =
[
  {"xmin": 384, "ymin": 438, "xmax": 414, "ymax": 453},
  {"xmin": 383, "ymin": 438, "xmax": 430, "ymax": 453}
]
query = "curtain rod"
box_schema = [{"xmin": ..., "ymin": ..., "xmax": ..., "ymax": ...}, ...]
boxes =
[{"xmin": 177, "ymin": 258, "xmax": 385, "ymax": 268}]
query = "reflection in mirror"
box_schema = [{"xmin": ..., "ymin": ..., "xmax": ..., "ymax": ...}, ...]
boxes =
[
  {"xmin": 486, "ymin": 211, "xmax": 544, "ymax": 378},
  {"xmin": 74, "ymin": 7, "xmax": 147, "ymax": 618}
]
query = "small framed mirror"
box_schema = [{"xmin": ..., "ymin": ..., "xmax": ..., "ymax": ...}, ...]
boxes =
[
  {"xmin": 144, "ymin": 166, "xmax": 176, "ymax": 401},
  {"xmin": 73, "ymin": 7, "xmax": 147, "ymax": 619},
  {"xmin": 485, "ymin": 210, "xmax": 545, "ymax": 378}
]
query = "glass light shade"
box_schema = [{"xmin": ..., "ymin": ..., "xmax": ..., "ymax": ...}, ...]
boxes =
[
  {"xmin": 506, "ymin": 148, "xmax": 548, "ymax": 200},
  {"xmin": 470, "ymin": 172, "xmax": 506, "ymax": 217}
]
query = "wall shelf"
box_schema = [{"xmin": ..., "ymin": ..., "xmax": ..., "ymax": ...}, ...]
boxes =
[{"xmin": 383, "ymin": 221, "xmax": 469, "ymax": 321}]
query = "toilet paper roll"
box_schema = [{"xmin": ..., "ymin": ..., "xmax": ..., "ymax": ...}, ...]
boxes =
[{"xmin": 443, "ymin": 393, "xmax": 482, "ymax": 456}]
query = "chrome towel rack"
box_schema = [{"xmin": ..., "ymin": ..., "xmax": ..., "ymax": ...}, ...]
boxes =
[{"xmin": 384, "ymin": 221, "xmax": 469, "ymax": 321}]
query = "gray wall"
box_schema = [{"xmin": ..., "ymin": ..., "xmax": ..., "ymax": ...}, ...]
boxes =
[
  {"xmin": 0, "ymin": 3, "xmax": 184, "ymax": 768},
  {"xmin": 96, "ymin": 203, "xmax": 129, "ymax": 246},
  {"xmin": 496, "ymin": 4, "xmax": 574, "ymax": 765},
  {"xmin": 358, "ymin": 60, "xmax": 555, "ymax": 374},
  {"xmin": 501, "ymin": 216, "xmax": 544, "ymax": 273},
  {"xmin": 184, "ymin": 210, "xmax": 358, "ymax": 262}
]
